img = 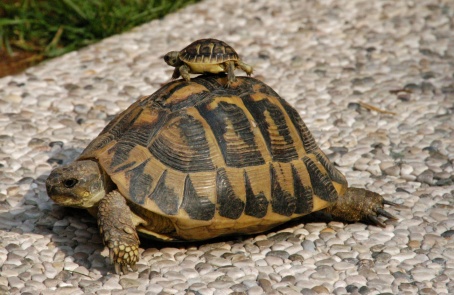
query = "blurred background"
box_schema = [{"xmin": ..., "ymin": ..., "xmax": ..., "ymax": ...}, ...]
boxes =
[{"xmin": 0, "ymin": 0, "xmax": 200, "ymax": 77}]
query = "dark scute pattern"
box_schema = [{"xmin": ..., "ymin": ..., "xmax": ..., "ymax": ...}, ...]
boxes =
[
  {"xmin": 270, "ymin": 164, "xmax": 297, "ymax": 216},
  {"xmin": 182, "ymin": 39, "xmax": 238, "ymax": 60},
  {"xmin": 148, "ymin": 170, "xmax": 179, "ymax": 215},
  {"xmin": 198, "ymin": 100, "xmax": 265, "ymax": 167},
  {"xmin": 195, "ymin": 75, "xmax": 227, "ymax": 91},
  {"xmin": 81, "ymin": 134, "xmax": 115, "ymax": 157},
  {"xmin": 167, "ymin": 92, "xmax": 210, "ymax": 112},
  {"xmin": 152, "ymin": 81, "xmax": 191, "ymax": 107},
  {"xmin": 82, "ymin": 107, "xmax": 143, "ymax": 156},
  {"xmin": 243, "ymin": 97, "xmax": 299, "ymax": 162},
  {"xmin": 314, "ymin": 151, "xmax": 347, "ymax": 185},
  {"xmin": 302, "ymin": 156, "xmax": 338, "ymax": 202},
  {"xmin": 216, "ymin": 168, "xmax": 245, "ymax": 219},
  {"xmin": 244, "ymin": 171, "xmax": 269, "ymax": 218},
  {"xmin": 153, "ymin": 81, "xmax": 210, "ymax": 111},
  {"xmin": 118, "ymin": 113, "xmax": 167, "ymax": 148},
  {"xmin": 291, "ymin": 164, "xmax": 314, "ymax": 214},
  {"xmin": 280, "ymin": 100, "xmax": 318, "ymax": 154},
  {"xmin": 200, "ymin": 43, "xmax": 213, "ymax": 54},
  {"xmin": 182, "ymin": 175, "xmax": 216, "ymax": 221},
  {"xmin": 108, "ymin": 141, "xmax": 136, "ymax": 170},
  {"xmin": 113, "ymin": 161, "xmax": 136, "ymax": 174},
  {"xmin": 149, "ymin": 114, "xmax": 215, "ymax": 172},
  {"xmin": 109, "ymin": 107, "xmax": 144, "ymax": 139},
  {"xmin": 125, "ymin": 159, "xmax": 152, "ymax": 205}
]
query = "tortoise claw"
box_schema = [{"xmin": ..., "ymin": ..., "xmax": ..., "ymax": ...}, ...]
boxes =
[
  {"xmin": 376, "ymin": 207, "xmax": 398, "ymax": 220},
  {"xmin": 383, "ymin": 199, "xmax": 408, "ymax": 209},
  {"xmin": 114, "ymin": 261, "xmax": 121, "ymax": 275},
  {"xmin": 367, "ymin": 198, "xmax": 399, "ymax": 227},
  {"xmin": 368, "ymin": 215, "xmax": 386, "ymax": 228}
]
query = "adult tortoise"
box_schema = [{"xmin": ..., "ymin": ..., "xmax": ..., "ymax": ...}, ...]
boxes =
[
  {"xmin": 164, "ymin": 38, "xmax": 253, "ymax": 85},
  {"xmin": 46, "ymin": 75, "xmax": 396, "ymax": 274}
]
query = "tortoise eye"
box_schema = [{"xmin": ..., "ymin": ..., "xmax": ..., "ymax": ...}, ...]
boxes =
[{"xmin": 63, "ymin": 178, "xmax": 78, "ymax": 188}]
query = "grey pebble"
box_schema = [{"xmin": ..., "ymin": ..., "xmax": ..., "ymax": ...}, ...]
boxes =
[
  {"xmin": 265, "ymin": 250, "xmax": 289, "ymax": 260},
  {"xmin": 301, "ymin": 240, "xmax": 316, "ymax": 252},
  {"xmin": 441, "ymin": 230, "xmax": 454, "ymax": 239},
  {"xmin": 257, "ymin": 278, "xmax": 272, "ymax": 292}
]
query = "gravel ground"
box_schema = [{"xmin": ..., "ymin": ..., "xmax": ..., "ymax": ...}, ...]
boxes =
[{"xmin": 1, "ymin": 0, "xmax": 453, "ymax": 294}]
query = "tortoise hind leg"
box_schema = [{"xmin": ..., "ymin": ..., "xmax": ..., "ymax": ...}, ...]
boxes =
[
  {"xmin": 323, "ymin": 187, "xmax": 398, "ymax": 227},
  {"xmin": 98, "ymin": 190, "xmax": 140, "ymax": 274},
  {"xmin": 236, "ymin": 60, "xmax": 253, "ymax": 76},
  {"xmin": 225, "ymin": 61, "xmax": 237, "ymax": 86}
]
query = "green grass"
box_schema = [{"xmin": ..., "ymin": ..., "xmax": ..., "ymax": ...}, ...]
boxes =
[{"xmin": 0, "ymin": 0, "xmax": 200, "ymax": 58}]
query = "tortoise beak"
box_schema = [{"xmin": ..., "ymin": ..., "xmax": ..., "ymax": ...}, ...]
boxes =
[{"xmin": 46, "ymin": 170, "xmax": 61, "ymax": 197}]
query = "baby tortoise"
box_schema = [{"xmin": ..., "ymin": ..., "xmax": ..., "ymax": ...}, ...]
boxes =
[
  {"xmin": 46, "ymin": 75, "xmax": 397, "ymax": 274},
  {"xmin": 163, "ymin": 38, "xmax": 253, "ymax": 85}
]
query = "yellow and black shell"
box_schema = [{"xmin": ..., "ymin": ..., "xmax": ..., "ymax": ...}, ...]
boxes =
[
  {"xmin": 79, "ymin": 75, "xmax": 348, "ymax": 241},
  {"xmin": 179, "ymin": 38, "xmax": 240, "ymax": 65}
]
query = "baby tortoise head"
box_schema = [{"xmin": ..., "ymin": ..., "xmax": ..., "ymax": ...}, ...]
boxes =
[{"xmin": 163, "ymin": 51, "xmax": 182, "ymax": 67}]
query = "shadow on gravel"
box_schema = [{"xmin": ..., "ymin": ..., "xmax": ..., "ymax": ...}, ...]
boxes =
[{"xmin": 2, "ymin": 143, "xmax": 400, "ymax": 278}]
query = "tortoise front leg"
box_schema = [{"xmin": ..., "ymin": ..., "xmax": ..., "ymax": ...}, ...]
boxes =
[
  {"xmin": 98, "ymin": 190, "xmax": 140, "ymax": 274},
  {"xmin": 171, "ymin": 67, "xmax": 181, "ymax": 80},
  {"xmin": 178, "ymin": 64, "xmax": 192, "ymax": 82},
  {"xmin": 323, "ymin": 187, "xmax": 398, "ymax": 227}
]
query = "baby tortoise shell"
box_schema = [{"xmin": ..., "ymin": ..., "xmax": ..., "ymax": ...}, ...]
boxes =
[
  {"xmin": 46, "ymin": 75, "xmax": 396, "ymax": 274},
  {"xmin": 164, "ymin": 38, "xmax": 253, "ymax": 85}
]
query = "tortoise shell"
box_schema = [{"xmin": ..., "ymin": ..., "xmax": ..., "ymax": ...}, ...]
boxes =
[
  {"xmin": 179, "ymin": 38, "xmax": 240, "ymax": 65},
  {"xmin": 78, "ymin": 75, "xmax": 348, "ymax": 241}
]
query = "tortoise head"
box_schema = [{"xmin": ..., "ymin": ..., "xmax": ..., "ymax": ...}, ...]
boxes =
[
  {"xmin": 46, "ymin": 160, "xmax": 108, "ymax": 208},
  {"xmin": 163, "ymin": 51, "xmax": 181, "ymax": 67}
]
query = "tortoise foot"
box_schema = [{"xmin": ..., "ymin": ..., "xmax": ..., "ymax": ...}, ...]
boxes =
[
  {"xmin": 107, "ymin": 239, "xmax": 140, "ymax": 274},
  {"xmin": 325, "ymin": 187, "xmax": 398, "ymax": 228},
  {"xmin": 98, "ymin": 190, "xmax": 140, "ymax": 274}
]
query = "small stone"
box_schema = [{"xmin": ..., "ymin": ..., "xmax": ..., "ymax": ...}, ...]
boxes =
[
  {"xmin": 281, "ymin": 275, "xmax": 295, "ymax": 284},
  {"xmin": 358, "ymin": 286, "xmax": 370, "ymax": 294},
  {"xmin": 300, "ymin": 288, "xmax": 318, "ymax": 295},
  {"xmin": 383, "ymin": 166, "xmax": 400, "ymax": 177},
  {"xmin": 268, "ymin": 232, "xmax": 294, "ymax": 242},
  {"xmin": 257, "ymin": 279, "xmax": 272, "ymax": 292},
  {"xmin": 3, "ymin": 94, "xmax": 22, "ymax": 103},
  {"xmin": 301, "ymin": 240, "xmax": 316, "ymax": 252},
  {"xmin": 310, "ymin": 266, "xmax": 339, "ymax": 282},
  {"xmin": 311, "ymin": 285, "xmax": 330, "ymax": 294},
  {"xmin": 265, "ymin": 250, "xmax": 289, "ymax": 260},
  {"xmin": 432, "ymin": 257, "xmax": 446, "ymax": 265},
  {"xmin": 247, "ymin": 286, "xmax": 264, "ymax": 295},
  {"xmin": 255, "ymin": 240, "xmax": 274, "ymax": 248},
  {"xmin": 441, "ymin": 230, "xmax": 454, "ymax": 239},
  {"xmin": 372, "ymin": 252, "xmax": 391, "ymax": 263},
  {"xmin": 288, "ymin": 254, "xmax": 304, "ymax": 262},
  {"xmin": 345, "ymin": 285, "xmax": 358, "ymax": 293},
  {"xmin": 408, "ymin": 240, "xmax": 421, "ymax": 249},
  {"xmin": 417, "ymin": 170, "xmax": 434, "ymax": 185}
]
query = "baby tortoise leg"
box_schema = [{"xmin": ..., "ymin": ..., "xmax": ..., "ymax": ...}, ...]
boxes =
[
  {"xmin": 98, "ymin": 190, "xmax": 140, "ymax": 274},
  {"xmin": 236, "ymin": 60, "xmax": 253, "ymax": 76},
  {"xmin": 171, "ymin": 67, "xmax": 181, "ymax": 80},
  {"xmin": 178, "ymin": 64, "xmax": 192, "ymax": 82},
  {"xmin": 323, "ymin": 187, "xmax": 398, "ymax": 227},
  {"xmin": 225, "ymin": 61, "xmax": 237, "ymax": 86}
]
